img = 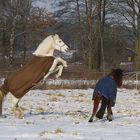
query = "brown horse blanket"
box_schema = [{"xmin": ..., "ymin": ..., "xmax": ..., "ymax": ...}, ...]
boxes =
[{"xmin": 0, "ymin": 56, "xmax": 54, "ymax": 98}]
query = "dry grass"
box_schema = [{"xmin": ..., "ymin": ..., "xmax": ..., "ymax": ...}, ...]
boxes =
[
  {"xmin": 57, "ymin": 93, "xmax": 65, "ymax": 97},
  {"xmin": 49, "ymin": 96, "xmax": 59, "ymax": 102},
  {"xmin": 51, "ymin": 84, "xmax": 93, "ymax": 89},
  {"xmin": 47, "ymin": 93, "xmax": 65, "ymax": 102},
  {"xmin": 40, "ymin": 128, "xmax": 64, "ymax": 137},
  {"xmin": 53, "ymin": 128, "xmax": 64, "ymax": 134},
  {"xmin": 40, "ymin": 130, "xmax": 48, "ymax": 136},
  {"xmin": 78, "ymin": 93, "xmax": 85, "ymax": 97},
  {"xmin": 35, "ymin": 107, "xmax": 46, "ymax": 114},
  {"xmin": 74, "ymin": 97, "xmax": 84, "ymax": 103},
  {"xmin": 65, "ymin": 110, "xmax": 89, "ymax": 119}
]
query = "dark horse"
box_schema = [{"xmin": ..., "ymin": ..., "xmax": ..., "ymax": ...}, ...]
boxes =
[{"xmin": 89, "ymin": 69, "xmax": 123, "ymax": 122}]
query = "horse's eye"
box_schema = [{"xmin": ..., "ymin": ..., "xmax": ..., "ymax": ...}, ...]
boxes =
[{"xmin": 59, "ymin": 41, "xmax": 62, "ymax": 43}]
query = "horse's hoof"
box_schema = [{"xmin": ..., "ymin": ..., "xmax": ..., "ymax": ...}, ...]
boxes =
[
  {"xmin": 15, "ymin": 111, "xmax": 24, "ymax": 119},
  {"xmin": 88, "ymin": 119, "xmax": 93, "ymax": 122},
  {"xmin": 88, "ymin": 117, "xmax": 93, "ymax": 122},
  {"xmin": 107, "ymin": 115, "xmax": 113, "ymax": 121},
  {"xmin": 12, "ymin": 107, "xmax": 24, "ymax": 119}
]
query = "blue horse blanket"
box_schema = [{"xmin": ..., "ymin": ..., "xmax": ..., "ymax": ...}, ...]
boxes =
[{"xmin": 92, "ymin": 76, "xmax": 117, "ymax": 106}]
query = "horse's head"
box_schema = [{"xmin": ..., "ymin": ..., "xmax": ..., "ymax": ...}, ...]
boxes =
[
  {"xmin": 109, "ymin": 69, "xmax": 124, "ymax": 87},
  {"xmin": 52, "ymin": 34, "xmax": 69, "ymax": 53},
  {"xmin": 33, "ymin": 34, "xmax": 69, "ymax": 57}
]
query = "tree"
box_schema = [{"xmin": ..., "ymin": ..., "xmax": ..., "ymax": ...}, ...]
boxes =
[
  {"xmin": 0, "ymin": 0, "xmax": 56, "ymax": 68},
  {"xmin": 113, "ymin": 0, "xmax": 140, "ymax": 69},
  {"xmin": 52, "ymin": 0, "xmax": 108, "ymax": 71},
  {"xmin": 50, "ymin": 0, "xmax": 136, "ymax": 71}
]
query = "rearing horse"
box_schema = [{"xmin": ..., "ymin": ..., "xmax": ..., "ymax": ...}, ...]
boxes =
[{"xmin": 0, "ymin": 34, "xmax": 69, "ymax": 118}]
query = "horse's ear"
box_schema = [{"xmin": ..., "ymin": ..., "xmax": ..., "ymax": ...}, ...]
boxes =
[{"xmin": 54, "ymin": 34, "xmax": 59, "ymax": 38}]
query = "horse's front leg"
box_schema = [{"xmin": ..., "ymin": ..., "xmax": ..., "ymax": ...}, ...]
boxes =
[
  {"xmin": 54, "ymin": 57, "xmax": 67, "ymax": 78},
  {"xmin": 55, "ymin": 65, "xmax": 64, "ymax": 79},
  {"xmin": 43, "ymin": 65, "xmax": 63, "ymax": 80},
  {"xmin": 56, "ymin": 57, "xmax": 67, "ymax": 68},
  {"xmin": 10, "ymin": 96, "xmax": 24, "ymax": 119},
  {"xmin": 43, "ymin": 57, "xmax": 67, "ymax": 80}
]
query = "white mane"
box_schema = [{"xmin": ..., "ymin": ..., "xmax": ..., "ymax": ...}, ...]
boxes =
[{"xmin": 33, "ymin": 35, "xmax": 54, "ymax": 57}]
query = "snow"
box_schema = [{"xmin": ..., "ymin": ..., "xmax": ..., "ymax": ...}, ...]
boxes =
[{"xmin": 0, "ymin": 88, "xmax": 140, "ymax": 139}]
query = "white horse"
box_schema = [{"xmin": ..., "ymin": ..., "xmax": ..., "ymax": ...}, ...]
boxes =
[
  {"xmin": 33, "ymin": 34, "xmax": 68, "ymax": 79},
  {"xmin": 0, "ymin": 34, "xmax": 69, "ymax": 118}
]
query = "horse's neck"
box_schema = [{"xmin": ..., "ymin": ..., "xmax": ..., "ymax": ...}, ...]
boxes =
[
  {"xmin": 45, "ymin": 49, "xmax": 54, "ymax": 56},
  {"xmin": 33, "ymin": 48, "xmax": 54, "ymax": 57},
  {"xmin": 33, "ymin": 37, "xmax": 54, "ymax": 57}
]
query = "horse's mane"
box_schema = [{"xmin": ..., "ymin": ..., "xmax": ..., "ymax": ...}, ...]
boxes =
[
  {"xmin": 33, "ymin": 35, "xmax": 54, "ymax": 56},
  {"xmin": 109, "ymin": 69, "xmax": 123, "ymax": 87}
]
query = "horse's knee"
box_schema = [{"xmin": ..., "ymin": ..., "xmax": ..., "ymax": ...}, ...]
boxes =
[
  {"xmin": 57, "ymin": 57, "xmax": 67, "ymax": 67},
  {"xmin": 57, "ymin": 65, "xmax": 63, "ymax": 69}
]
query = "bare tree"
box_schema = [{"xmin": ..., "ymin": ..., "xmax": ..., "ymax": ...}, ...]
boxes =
[
  {"xmin": 114, "ymin": 0, "xmax": 140, "ymax": 69},
  {"xmin": 76, "ymin": 0, "xmax": 84, "ymax": 60},
  {"xmin": 0, "ymin": 0, "xmax": 56, "ymax": 68},
  {"xmin": 50, "ymin": 0, "xmax": 136, "ymax": 71}
]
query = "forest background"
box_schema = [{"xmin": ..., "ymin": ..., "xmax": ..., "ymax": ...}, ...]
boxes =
[{"xmin": 0, "ymin": 0, "xmax": 140, "ymax": 79}]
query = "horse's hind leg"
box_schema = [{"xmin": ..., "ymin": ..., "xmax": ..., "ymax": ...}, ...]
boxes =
[
  {"xmin": 10, "ymin": 96, "xmax": 20, "ymax": 109},
  {"xmin": 11, "ymin": 96, "xmax": 24, "ymax": 119}
]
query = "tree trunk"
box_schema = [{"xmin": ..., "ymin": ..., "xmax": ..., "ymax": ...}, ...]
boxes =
[
  {"xmin": 76, "ymin": 0, "xmax": 84, "ymax": 61},
  {"xmin": 101, "ymin": 0, "xmax": 106, "ymax": 73},
  {"xmin": 23, "ymin": 34, "xmax": 26, "ymax": 62},
  {"xmin": 2, "ymin": 29, "xmax": 7, "ymax": 63},
  {"xmin": 95, "ymin": 0, "xmax": 102, "ymax": 70},
  {"xmin": 9, "ymin": 28, "xmax": 15, "ymax": 66},
  {"xmin": 135, "ymin": 3, "xmax": 140, "ymax": 70},
  {"xmin": 135, "ymin": 37, "xmax": 140, "ymax": 70},
  {"xmin": 85, "ymin": 0, "xmax": 94, "ymax": 71}
]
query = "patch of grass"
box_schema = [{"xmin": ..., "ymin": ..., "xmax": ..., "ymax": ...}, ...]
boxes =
[
  {"xmin": 40, "ymin": 130, "xmax": 48, "ymax": 136},
  {"xmin": 36, "ymin": 107, "xmax": 46, "ymax": 114},
  {"xmin": 50, "ymin": 97, "xmax": 58, "ymax": 102},
  {"xmin": 53, "ymin": 128, "xmax": 64, "ymax": 134}
]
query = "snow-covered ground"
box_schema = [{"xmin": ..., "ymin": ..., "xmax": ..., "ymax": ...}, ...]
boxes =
[{"xmin": 0, "ymin": 88, "xmax": 140, "ymax": 140}]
